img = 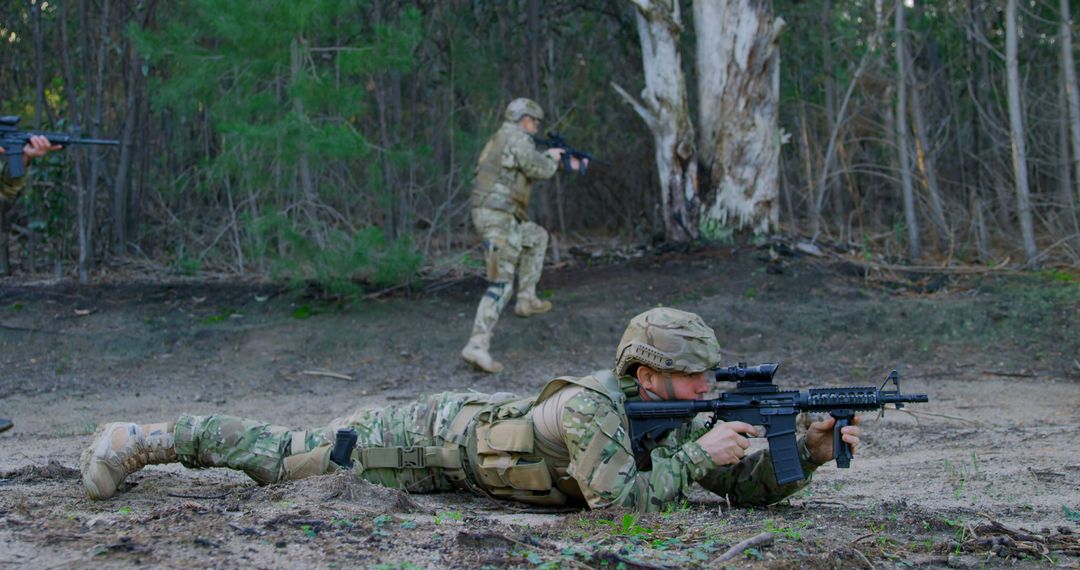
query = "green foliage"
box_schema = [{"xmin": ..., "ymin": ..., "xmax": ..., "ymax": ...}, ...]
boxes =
[
  {"xmin": 433, "ymin": 511, "xmax": 462, "ymax": 525},
  {"xmin": 1064, "ymin": 506, "xmax": 1080, "ymax": 523},
  {"xmin": 764, "ymin": 519, "xmax": 809, "ymax": 541},
  {"xmin": 597, "ymin": 513, "xmax": 653, "ymax": 537},
  {"xmin": 698, "ymin": 218, "xmax": 735, "ymax": 244},
  {"xmin": 249, "ymin": 213, "xmax": 421, "ymax": 299}
]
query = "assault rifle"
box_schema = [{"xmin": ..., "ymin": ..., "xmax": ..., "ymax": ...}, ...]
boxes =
[
  {"xmin": 532, "ymin": 131, "xmax": 594, "ymax": 175},
  {"xmin": 1, "ymin": 116, "xmax": 119, "ymax": 178},
  {"xmin": 625, "ymin": 363, "xmax": 928, "ymax": 485}
]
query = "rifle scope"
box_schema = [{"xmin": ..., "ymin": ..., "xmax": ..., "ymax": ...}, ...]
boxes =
[{"xmin": 715, "ymin": 362, "xmax": 778, "ymax": 382}]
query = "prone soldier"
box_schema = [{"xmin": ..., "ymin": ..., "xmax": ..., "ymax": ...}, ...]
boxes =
[{"xmin": 81, "ymin": 308, "xmax": 861, "ymax": 511}]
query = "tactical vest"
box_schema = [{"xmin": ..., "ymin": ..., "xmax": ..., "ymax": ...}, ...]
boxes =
[
  {"xmin": 348, "ymin": 372, "xmax": 626, "ymax": 506},
  {"xmin": 470, "ymin": 123, "xmax": 533, "ymax": 220},
  {"xmin": 463, "ymin": 370, "xmax": 628, "ymax": 505}
]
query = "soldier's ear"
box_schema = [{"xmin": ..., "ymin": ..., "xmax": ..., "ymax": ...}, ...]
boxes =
[{"xmin": 636, "ymin": 366, "xmax": 656, "ymax": 391}]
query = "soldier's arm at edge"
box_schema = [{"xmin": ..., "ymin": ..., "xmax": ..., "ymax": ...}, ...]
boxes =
[
  {"xmin": 507, "ymin": 131, "xmax": 558, "ymax": 180},
  {"xmin": 561, "ymin": 391, "xmax": 720, "ymax": 512},
  {"xmin": 693, "ymin": 432, "xmax": 822, "ymax": 507}
]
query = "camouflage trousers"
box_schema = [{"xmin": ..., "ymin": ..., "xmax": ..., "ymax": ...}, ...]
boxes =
[
  {"xmin": 470, "ymin": 207, "xmax": 548, "ymax": 338},
  {"xmin": 173, "ymin": 392, "xmax": 481, "ymax": 492}
]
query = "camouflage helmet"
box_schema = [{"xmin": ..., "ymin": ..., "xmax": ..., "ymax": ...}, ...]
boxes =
[
  {"xmin": 614, "ymin": 308, "xmax": 722, "ymax": 377},
  {"xmin": 504, "ymin": 98, "xmax": 544, "ymax": 122}
]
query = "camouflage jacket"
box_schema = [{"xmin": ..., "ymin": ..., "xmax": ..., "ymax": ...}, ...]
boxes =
[
  {"xmin": 470, "ymin": 121, "xmax": 557, "ymax": 220},
  {"xmin": 559, "ymin": 375, "xmax": 820, "ymax": 512},
  {"xmin": 0, "ymin": 161, "xmax": 25, "ymax": 202}
]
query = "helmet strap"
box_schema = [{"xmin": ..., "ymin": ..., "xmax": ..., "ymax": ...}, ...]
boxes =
[{"xmin": 661, "ymin": 371, "xmax": 676, "ymax": 401}]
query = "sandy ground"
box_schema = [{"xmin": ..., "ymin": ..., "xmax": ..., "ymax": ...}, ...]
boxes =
[{"xmin": 1, "ymin": 246, "xmax": 1078, "ymax": 568}]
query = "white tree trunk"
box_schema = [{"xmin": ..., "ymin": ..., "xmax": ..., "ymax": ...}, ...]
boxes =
[
  {"xmin": 613, "ymin": 0, "xmax": 699, "ymax": 241},
  {"xmin": 1058, "ymin": 0, "xmax": 1080, "ymax": 239},
  {"xmin": 1006, "ymin": 0, "xmax": 1039, "ymax": 265},
  {"xmin": 695, "ymin": 0, "xmax": 784, "ymax": 235},
  {"xmin": 895, "ymin": 0, "xmax": 921, "ymax": 259}
]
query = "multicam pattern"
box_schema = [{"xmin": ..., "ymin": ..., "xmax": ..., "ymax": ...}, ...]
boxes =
[
  {"xmin": 471, "ymin": 121, "xmax": 558, "ymax": 221},
  {"xmin": 469, "ymin": 208, "xmax": 548, "ymax": 338},
  {"xmin": 1, "ymin": 162, "xmax": 25, "ymax": 201},
  {"xmin": 614, "ymin": 308, "xmax": 724, "ymax": 376},
  {"xmin": 172, "ymin": 377, "xmax": 813, "ymax": 512},
  {"xmin": 466, "ymin": 121, "xmax": 557, "ymax": 340},
  {"xmin": 560, "ymin": 384, "xmax": 813, "ymax": 512},
  {"xmin": 174, "ymin": 392, "xmax": 487, "ymax": 492}
]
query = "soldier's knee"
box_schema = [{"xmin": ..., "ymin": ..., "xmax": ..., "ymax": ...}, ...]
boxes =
[{"xmin": 483, "ymin": 282, "xmax": 513, "ymax": 306}]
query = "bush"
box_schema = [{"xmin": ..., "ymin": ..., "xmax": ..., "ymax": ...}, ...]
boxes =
[{"xmin": 249, "ymin": 213, "xmax": 422, "ymax": 300}]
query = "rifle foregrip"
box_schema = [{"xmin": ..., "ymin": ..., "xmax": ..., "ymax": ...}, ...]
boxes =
[{"xmin": 832, "ymin": 413, "xmax": 853, "ymax": 468}]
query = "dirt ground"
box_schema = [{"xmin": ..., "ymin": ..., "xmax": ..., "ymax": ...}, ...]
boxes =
[{"xmin": 1, "ymin": 244, "xmax": 1078, "ymax": 569}]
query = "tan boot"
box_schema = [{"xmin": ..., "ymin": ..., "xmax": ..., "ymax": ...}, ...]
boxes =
[
  {"xmin": 461, "ymin": 334, "xmax": 503, "ymax": 373},
  {"xmin": 514, "ymin": 295, "xmax": 553, "ymax": 317},
  {"xmin": 81, "ymin": 422, "xmax": 177, "ymax": 500}
]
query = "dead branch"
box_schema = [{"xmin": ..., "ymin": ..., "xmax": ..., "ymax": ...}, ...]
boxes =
[{"xmin": 713, "ymin": 531, "xmax": 774, "ymax": 563}]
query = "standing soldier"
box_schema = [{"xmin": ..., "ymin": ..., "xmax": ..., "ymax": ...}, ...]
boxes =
[
  {"xmin": 1, "ymin": 134, "xmax": 60, "ymax": 434},
  {"xmin": 461, "ymin": 98, "xmax": 585, "ymax": 373}
]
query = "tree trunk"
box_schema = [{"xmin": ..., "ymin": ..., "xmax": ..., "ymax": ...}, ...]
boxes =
[
  {"xmin": 966, "ymin": 0, "xmax": 990, "ymax": 261},
  {"xmin": 695, "ymin": 0, "xmax": 784, "ymax": 235},
  {"xmin": 820, "ymin": 0, "xmax": 846, "ymax": 237},
  {"xmin": 527, "ymin": 0, "xmax": 553, "ymax": 229},
  {"xmin": 112, "ymin": 25, "xmax": 140, "ymax": 254},
  {"xmin": 1058, "ymin": 0, "xmax": 1080, "ymax": 248},
  {"xmin": 614, "ymin": 0, "xmax": 699, "ymax": 241},
  {"xmin": 290, "ymin": 36, "xmax": 323, "ymax": 246},
  {"xmin": 895, "ymin": 0, "xmax": 920, "ymax": 260},
  {"xmin": 1005, "ymin": 0, "xmax": 1039, "ymax": 266},
  {"xmin": 59, "ymin": 0, "xmax": 89, "ymax": 283},
  {"xmin": 906, "ymin": 46, "xmax": 951, "ymax": 252}
]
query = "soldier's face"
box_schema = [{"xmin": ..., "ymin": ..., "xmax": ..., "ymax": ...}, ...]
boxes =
[
  {"xmin": 638, "ymin": 368, "xmax": 711, "ymax": 401},
  {"xmin": 520, "ymin": 116, "xmax": 540, "ymax": 135}
]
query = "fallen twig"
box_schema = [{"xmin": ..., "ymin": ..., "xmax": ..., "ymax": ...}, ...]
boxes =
[
  {"xmin": 849, "ymin": 547, "xmax": 875, "ymax": 569},
  {"xmin": 899, "ymin": 409, "xmax": 981, "ymax": 426},
  {"xmin": 979, "ymin": 369, "xmax": 1036, "ymax": 378},
  {"xmin": 713, "ymin": 532, "xmax": 774, "ymax": 563},
  {"xmin": 300, "ymin": 370, "xmax": 353, "ymax": 381},
  {"xmin": 166, "ymin": 492, "xmax": 229, "ymax": 500}
]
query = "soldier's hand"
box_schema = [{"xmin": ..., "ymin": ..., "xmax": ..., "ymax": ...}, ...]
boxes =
[
  {"xmin": 545, "ymin": 148, "xmax": 566, "ymax": 162},
  {"xmin": 695, "ymin": 421, "xmax": 758, "ymax": 466},
  {"xmin": 805, "ymin": 415, "xmax": 862, "ymax": 465},
  {"xmin": 23, "ymin": 135, "xmax": 62, "ymax": 164}
]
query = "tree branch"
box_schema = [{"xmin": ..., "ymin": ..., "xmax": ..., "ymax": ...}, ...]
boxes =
[{"xmin": 611, "ymin": 81, "xmax": 657, "ymax": 132}]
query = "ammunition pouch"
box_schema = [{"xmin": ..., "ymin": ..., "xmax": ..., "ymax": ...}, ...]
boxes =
[{"xmin": 482, "ymin": 239, "xmax": 504, "ymax": 282}]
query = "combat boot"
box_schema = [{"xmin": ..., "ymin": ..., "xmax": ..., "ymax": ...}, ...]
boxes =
[
  {"xmin": 461, "ymin": 333, "xmax": 504, "ymax": 373},
  {"xmin": 81, "ymin": 422, "xmax": 177, "ymax": 500},
  {"xmin": 514, "ymin": 294, "xmax": 553, "ymax": 317}
]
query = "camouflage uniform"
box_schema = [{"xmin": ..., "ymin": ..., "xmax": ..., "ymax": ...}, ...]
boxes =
[
  {"xmin": 462, "ymin": 98, "xmax": 559, "ymax": 372},
  {"xmin": 169, "ymin": 376, "xmax": 818, "ymax": 511},
  {"xmin": 83, "ymin": 308, "xmax": 824, "ymax": 510},
  {"xmin": 1, "ymin": 161, "xmax": 26, "ymax": 201}
]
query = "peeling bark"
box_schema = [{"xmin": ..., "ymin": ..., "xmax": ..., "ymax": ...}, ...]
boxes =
[
  {"xmin": 695, "ymin": 0, "xmax": 784, "ymax": 235},
  {"xmin": 614, "ymin": 0, "xmax": 699, "ymax": 242}
]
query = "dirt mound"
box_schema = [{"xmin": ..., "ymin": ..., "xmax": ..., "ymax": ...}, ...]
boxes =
[{"xmin": 0, "ymin": 459, "xmax": 80, "ymax": 482}]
